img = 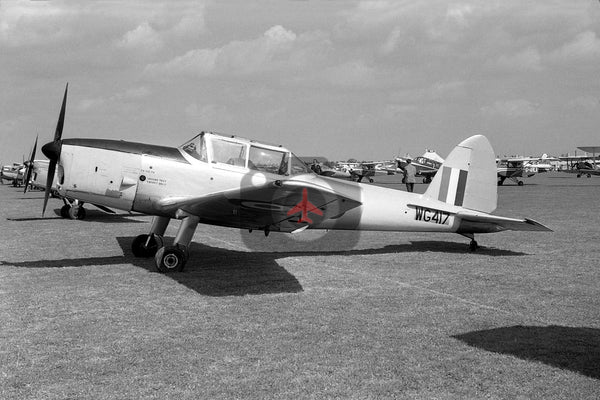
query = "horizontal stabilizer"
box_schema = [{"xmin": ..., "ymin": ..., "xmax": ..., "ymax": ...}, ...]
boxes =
[{"xmin": 456, "ymin": 211, "xmax": 552, "ymax": 234}]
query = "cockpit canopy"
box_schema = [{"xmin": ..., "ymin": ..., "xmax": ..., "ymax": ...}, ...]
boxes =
[{"xmin": 180, "ymin": 132, "xmax": 311, "ymax": 176}]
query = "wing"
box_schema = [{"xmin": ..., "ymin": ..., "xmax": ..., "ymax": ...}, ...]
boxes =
[
  {"xmin": 420, "ymin": 170, "xmax": 438, "ymax": 177},
  {"xmin": 158, "ymin": 180, "xmax": 361, "ymax": 233},
  {"xmin": 559, "ymin": 156, "xmax": 592, "ymax": 161},
  {"xmin": 456, "ymin": 210, "xmax": 552, "ymax": 234}
]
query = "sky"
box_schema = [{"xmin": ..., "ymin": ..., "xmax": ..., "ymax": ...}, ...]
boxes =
[{"xmin": 1, "ymin": 0, "xmax": 600, "ymax": 165}]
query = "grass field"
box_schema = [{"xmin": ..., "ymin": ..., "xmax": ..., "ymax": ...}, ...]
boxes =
[{"xmin": 1, "ymin": 172, "xmax": 599, "ymax": 399}]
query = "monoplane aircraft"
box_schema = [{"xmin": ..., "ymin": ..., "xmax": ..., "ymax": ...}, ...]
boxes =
[
  {"xmin": 324, "ymin": 161, "xmax": 393, "ymax": 183},
  {"xmin": 396, "ymin": 149, "xmax": 444, "ymax": 183},
  {"xmin": 1, "ymin": 163, "xmax": 25, "ymax": 187},
  {"xmin": 40, "ymin": 85, "xmax": 551, "ymax": 272},
  {"xmin": 496, "ymin": 157, "xmax": 539, "ymax": 186}
]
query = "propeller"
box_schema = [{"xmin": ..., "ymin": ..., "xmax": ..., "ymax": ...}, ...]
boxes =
[
  {"xmin": 23, "ymin": 135, "xmax": 38, "ymax": 193},
  {"xmin": 41, "ymin": 83, "xmax": 68, "ymax": 216}
]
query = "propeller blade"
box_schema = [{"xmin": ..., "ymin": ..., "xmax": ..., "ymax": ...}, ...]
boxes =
[
  {"xmin": 54, "ymin": 83, "xmax": 68, "ymax": 142},
  {"xmin": 42, "ymin": 83, "xmax": 68, "ymax": 216},
  {"xmin": 23, "ymin": 135, "xmax": 38, "ymax": 193},
  {"xmin": 42, "ymin": 160, "xmax": 56, "ymax": 216}
]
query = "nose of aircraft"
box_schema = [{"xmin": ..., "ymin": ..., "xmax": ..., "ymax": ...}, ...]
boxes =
[{"xmin": 42, "ymin": 140, "xmax": 61, "ymax": 162}]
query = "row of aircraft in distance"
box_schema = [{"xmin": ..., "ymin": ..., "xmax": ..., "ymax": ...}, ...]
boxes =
[
  {"xmin": 11, "ymin": 83, "xmax": 600, "ymax": 274},
  {"xmin": 298, "ymin": 148, "xmax": 600, "ymax": 187}
]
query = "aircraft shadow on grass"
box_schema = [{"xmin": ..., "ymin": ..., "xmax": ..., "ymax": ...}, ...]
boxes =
[
  {"xmin": 2, "ymin": 236, "xmax": 526, "ymax": 297},
  {"xmin": 5, "ymin": 208, "xmax": 147, "ymax": 224},
  {"xmin": 453, "ymin": 325, "xmax": 600, "ymax": 380}
]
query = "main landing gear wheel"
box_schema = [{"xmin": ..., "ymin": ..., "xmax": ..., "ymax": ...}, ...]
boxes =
[
  {"xmin": 517, "ymin": 181, "xmax": 524, "ymax": 186},
  {"xmin": 155, "ymin": 245, "xmax": 188, "ymax": 273},
  {"xmin": 60, "ymin": 204, "xmax": 70, "ymax": 218},
  {"xmin": 469, "ymin": 240, "xmax": 479, "ymax": 252},
  {"xmin": 61, "ymin": 205, "xmax": 86, "ymax": 219},
  {"xmin": 131, "ymin": 234, "xmax": 164, "ymax": 258}
]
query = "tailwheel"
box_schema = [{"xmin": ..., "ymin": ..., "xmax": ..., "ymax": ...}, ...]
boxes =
[
  {"xmin": 132, "ymin": 234, "xmax": 163, "ymax": 258},
  {"xmin": 368, "ymin": 178, "xmax": 374, "ymax": 183},
  {"xmin": 68, "ymin": 205, "xmax": 86, "ymax": 220},
  {"xmin": 469, "ymin": 240, "xmax": 479, "ymax": 252},
  {"xmin": 155, "ymin": 245, "xmax": 188, "ymax": 273}
]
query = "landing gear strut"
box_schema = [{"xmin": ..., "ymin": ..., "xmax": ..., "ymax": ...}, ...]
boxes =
[
  {"xmin": 132, "ymin": 214, "xmax": 199, "ymax": 273},
  {"xmin": 461, "ymin": 233, "xmax": 479, "ymax": 252},
  {"xmin": 131, "ymin": 234, "xmax": 164, "ymax": 258}
]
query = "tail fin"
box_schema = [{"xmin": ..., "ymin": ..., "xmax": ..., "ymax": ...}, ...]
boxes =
[{"xmin": 424, "ymin": 135, "xmax": 497, "ymax": 213}]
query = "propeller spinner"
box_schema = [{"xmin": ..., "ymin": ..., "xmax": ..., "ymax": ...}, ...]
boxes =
[{"xmin": 41, "ymin": 83, "xmax": 68, "ymax": 216}]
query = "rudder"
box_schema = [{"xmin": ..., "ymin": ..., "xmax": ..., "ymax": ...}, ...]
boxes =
[{"xmin": 424, "ymin": 135, "xmax": 497, "ymax": 213}]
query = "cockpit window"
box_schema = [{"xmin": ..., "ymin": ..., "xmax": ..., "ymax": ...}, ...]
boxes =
[
  {"xmin": 289, "ymin": 153, "xmax": 311, "ymax": 175},
  {"xmin": 182, "ymin": 134, "xmax": 208, "ymax": 162},
  {"xmin": 212, "ymin": 138, "xmax": 247, "ymax": 166},
  {"xmin": 249, "ymin": 146, "xmax": 288, "ymax": 175},
  {"xmin": 182, "ymin": 133, "xmax": 312, "ymax": 175}
]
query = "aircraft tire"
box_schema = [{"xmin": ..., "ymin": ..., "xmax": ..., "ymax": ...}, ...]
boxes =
[
  {"xmin": 155, "ymin": 245, "xmax": 187, "ymax": 273},
  {"xmin": 60, "ymin": 205, "xmax": 70, "ymax": 219},
  {"xmin": 132, "ymin": 234, "xmax": 163, "ymax": 258},
  {"xmin": 68, "ymin": 206, "xmax": 86, "ymax": 220},
  {"xmin": 517, "ymin": 181, "xmax": 524, "ymax": 186}
]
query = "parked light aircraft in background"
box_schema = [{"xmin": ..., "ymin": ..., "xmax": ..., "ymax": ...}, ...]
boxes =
[
  {"xmin": 396, "ymin": 149, "xmax": 444, "ymax": 183},
  {"xmin": 560, "ymin": 146, "xmax": 600, "ymax": 178},
  {"xmin": 26, "ymin": 159, "xmax": 52, "ymax": 191},
  {"xmin": 316, "ymin": 165, "xmax": 352, "ymax": 179},
  {"xmin": 323, "ymin": 161, "xmax": 395, "ymax": 183},
  {"xmin": 497, "ymin": 154, "xmax": 561, "ymax": 186},
  {"xmin": 1, "ymin": 163, "xmax": 25, "ymax": 187},
  {"xmin": 496, "ymin": 157, "xmax": 539, "ymax": 186},
  {"xmin": 526, "ymin": 154, "xmax": 557, "ymax": 173},
  {"xmin": 348, "ymin": 162, "xmax": 378, "ymax": 183},
  {"xmin": 40, "ymin": 85, "xmax": 551, "ymax": 272}
]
